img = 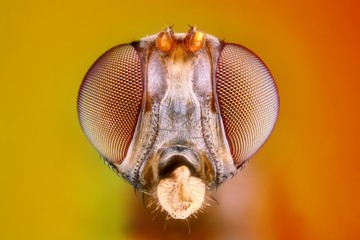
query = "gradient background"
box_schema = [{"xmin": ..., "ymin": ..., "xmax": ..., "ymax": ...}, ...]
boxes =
[{"xmin": 1, "ymin": 0, "xmax": 359, "ymax": 239}]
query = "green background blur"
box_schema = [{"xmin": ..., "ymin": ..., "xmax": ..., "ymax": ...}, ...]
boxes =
[{"xmin": 2, "ymin": 0, "xmax": 359, "ymax": 239}]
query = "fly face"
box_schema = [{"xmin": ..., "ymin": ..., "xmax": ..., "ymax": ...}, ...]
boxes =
[{"xmin": 77, "ymin": 26, "xmax": 279, "ymax": 219}]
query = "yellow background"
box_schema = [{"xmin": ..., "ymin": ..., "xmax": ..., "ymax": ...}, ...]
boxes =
[{"xmin": 1, "ymin": 0, "xmax": 359, "ymax": 239}]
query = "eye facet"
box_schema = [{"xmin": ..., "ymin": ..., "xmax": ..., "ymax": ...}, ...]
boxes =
[
  {"xmin": 77, "ymin": 44, "xmax": 143, "ymax": 164},
  {"xmin": 216, "ymin": 43, "xmax": 279, "ymax": 167}
]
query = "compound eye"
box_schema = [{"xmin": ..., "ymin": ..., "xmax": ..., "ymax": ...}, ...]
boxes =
[
  {"xmin": 216, "ymin": 44, "xmax": 279, "ymax": 167},
  {"xmin": 77, "ymin": 44, "xmax": 143, "ymax": 164}
]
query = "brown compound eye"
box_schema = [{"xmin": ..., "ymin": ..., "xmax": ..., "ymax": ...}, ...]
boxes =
[
  {"xmin": 216, "ymin": 44, "xmax": 279, "ymax": 167},
  {"xmin": 77, "ymin": 44, "xmax": 143, "ymax": 164}
]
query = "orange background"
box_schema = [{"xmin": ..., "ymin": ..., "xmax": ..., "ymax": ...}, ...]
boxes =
[{"xmin": 1, "ymin": 0, "xmax": 359, "ymax": 239}]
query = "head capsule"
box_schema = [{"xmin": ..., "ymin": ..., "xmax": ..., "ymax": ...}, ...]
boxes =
[{"xmin": 77, "ymin": 26, "xmax": 279, "ymax": 219}]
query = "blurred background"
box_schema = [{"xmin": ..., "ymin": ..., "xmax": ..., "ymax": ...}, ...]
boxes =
[{"xmin": 1, "ymin": 0, "xmax": 359, "ymax": 239}]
